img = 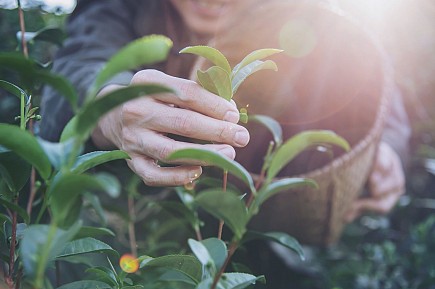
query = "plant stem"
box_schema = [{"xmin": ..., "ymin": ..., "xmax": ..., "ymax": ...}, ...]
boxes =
[
  {"xmin": 127, "ymin": 195, "xmax": 138, "ymax": 257},
  {"xmin": 217, "ymin": 170, "xmax": 228, "ymax": 240},
  {"xmin": 17, "ymin": 0, "xmax": 28, "ymax": 58},
  {"xmin": 6, "ymin": 199, "xmax": 18, "ymax": 289},
  {"xmin": 210, "ymin": 241, "xmax": 238, "ymax": 289}
]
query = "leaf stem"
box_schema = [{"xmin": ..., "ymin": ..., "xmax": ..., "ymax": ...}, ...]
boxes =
[
  {"xmin": 17, "ymin": 0, "xmax": 28, "ymax": 59},
  {"xmin": 127, "ymin": 195, "xmax": 138, "ymax": 257},
  {"xmin": 6, "ymin": 198, "xmax": 18, "ymax": 289},
  {"xmin": 210, "ymin": 241, "xmax": 238, "ymax": 289},
  {"xmin": 217, "ymin": 170, "xmax": 228, "ymax": 240}
]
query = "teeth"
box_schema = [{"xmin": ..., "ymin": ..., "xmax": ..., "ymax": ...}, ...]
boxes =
[{"xmin": 196, "ymin": 0, "xmax": 225, "ymax": 10}]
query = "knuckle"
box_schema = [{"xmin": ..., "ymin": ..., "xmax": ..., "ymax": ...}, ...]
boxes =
[
  {"xmin": 172, "ymin": 114, "xmax": 194, "ymax": 135},
  {"xmin": 156, "ymin": 141, "xmax": 176, "ymax": 160},
  {"xmin": 177, "ymin": 80, "xmax": 198, "ymax": 103}
]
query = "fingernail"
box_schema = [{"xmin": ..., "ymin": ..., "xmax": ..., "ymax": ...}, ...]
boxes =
[
  {"xmin": 218, "ymin": 146, "xmax": 236, "ymax": 159},
  {"xmin": 189, "ymin": 169, "xmax": 201, "ymax": 181},
  {"xmin": 223, "ymin": 111, "xmax": 240, "ymax": 123},
  {"xmin": 234, "ymin": 130, "xmax": 250, "ymax": 147}
]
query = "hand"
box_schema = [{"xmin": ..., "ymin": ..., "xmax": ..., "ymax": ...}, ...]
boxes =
[
  {"xmin": 92, "ymin": 69, "xmax": 250, "ymax": 186},
  {"xmin": 345, "ymin": 141, "xmax": 405, "ymax": 222}
]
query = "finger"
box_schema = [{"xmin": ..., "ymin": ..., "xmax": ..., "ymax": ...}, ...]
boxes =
[
  {"xmin": 146, "ymin": 102, "xmax": 249, "ymax": 147},
  {"xmin": 131, "ymin": 70, "xmax": 240, "ymax": 123},
  {"xmin": 127, "ymin": 154, "xmax": 202, "ymax": 186},
  {"xmin": 354, "ymin": 192, "xmax": 402, "ymax": 216}
]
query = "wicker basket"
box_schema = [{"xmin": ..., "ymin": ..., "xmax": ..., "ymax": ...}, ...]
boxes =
[{"xmin": 207, "ymin": 1, "xmax": 395, "ymax": 245}]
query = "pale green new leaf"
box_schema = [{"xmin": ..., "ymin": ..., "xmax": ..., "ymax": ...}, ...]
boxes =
[
  {"xmin": 180, "ymin": 45, "xmax": 231, "ymax": 74},
  {"xmin": 167, "ymin": 148, "xmax": 255, "ymax": 192},
  {"xmin": 195, "ymin": 189, "xmax": 248, "ymax": 239},
  {"xmin": 0, "ymin": 124, "xmax": 51, "ymax": 180},
  {"xmin": 232, "ymin": 60, "xmax": 278, "ymax": 94},
  {"xmin": 232, "ymin": 48, "xmax": 282, "ymax": 76},
  {"xmin": 90, "ymin": 35, "xmax": 173, "ymax": 97},
  {"xmin": 267, "ymin": 130, "xmax": 350, "ymax": 181},
  {"xmin": 197, "ymin": 66, "xmax": 233, "ymax": 100}
]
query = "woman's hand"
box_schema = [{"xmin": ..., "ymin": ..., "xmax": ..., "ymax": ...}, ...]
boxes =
[
  {"xmin": 345, "ymin": 141, "xmax": 405, "ymax": 222},
  {"xmin": 91, "ymin": 69, "xmax": 250, "ymax": 186}
]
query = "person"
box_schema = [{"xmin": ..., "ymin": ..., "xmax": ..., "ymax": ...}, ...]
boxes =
[{"xmin": 39, "ymin": 0, "xmax": 409, "ymax": 234}]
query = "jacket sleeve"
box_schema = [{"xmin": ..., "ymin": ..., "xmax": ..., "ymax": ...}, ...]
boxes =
[{"xmin": 39, "ymin": 0, "xmax": 139, "ymax": 142}]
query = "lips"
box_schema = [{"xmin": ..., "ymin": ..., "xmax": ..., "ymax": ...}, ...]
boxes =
[{"xmin": 190, "ymin": 0, "xmax": 228, "ymax": 18}]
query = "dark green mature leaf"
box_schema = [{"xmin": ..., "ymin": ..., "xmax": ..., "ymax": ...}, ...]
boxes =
[
  {"xmin": 60, "ymin": 115, "xmax": 78, "ymax": 142},
  {"xmin": 195, "ymin": 189, "xmax": 248, "ymax": 239},
  {"xmin": 201, "ymin": 238, "xmax": 227, "ymax": 272},
  {"xmin": 232, "ymin": 60, "xmax": 277, "ymax": 94},
  {"xmin": 180, "ymin": 46, "xmax": 232, "ymax": 74},
  {"xmin": 36, "ymin": 137, "xmax": 75, "ymax": 170},
  {"xmin": 57, "ymin": 280, "xmax": 112, "ymax": 289},
  {"xmin": 197, "ymin": 66, "xmax": 232, "ymax": 100},
  {"xmin": 232, "ymin": 48, "xmax": 283, "ymax": 76},
  {"xmin": 159, "ymin": 270, "xmax": 197, "ymax": 286},
  {"xmin": 158, "ymin": 201, "xmax": 198, "ymax": 230},
  {"xmin": 250, "ymin": 114, "xmax": 283, "ymax": 146},
  {"xmin": 21, "ymin": 222, "xmax": 81, "ymax": 278},
  {"xmin": 188, "ymin": 239, "xmax": 214, "ymax": 269},
  {"xmin": 167, "ymin": 148, "xmax": 255, "ymax": 192},
  {"xmin": 0, "ymin": 197, "xmax": 30, "ymax": 224},
  {"xmin": 18, "ymin": 27, "xmax": 66, "ymax": 46},
  {"xmin": 75, "ymin": 84, "xmax": 172, "ymax": 139},
  {"xmin": 141, "ymin": 255, "xmax": 202, "ymax": 284},
  {"xmin": 0, "ymin": 151, "xmax": 31, "ymax": 193},
  {"xmin": 255, "ymin": 177, "xmax": 317, "ymax": 207},
  {"xmin": 83, "ymin": 193, "xmax": 107, "ymax": 225},
  {"xmin": 242, "ymin": 231, "xmax": 304, "ymax": 260},
  {"xmin": 197, "ymin": 273, "xmax": 265, "ymax": 289},
  {"xmin": 85, "ymin": 267, "xmax": 118, "ymax": 286},
  {"xmin": 90, "ymin": 35, "xmax": 173, "ymax": 97},
  {"xmin": 0, "ymin": 124, "xmax": 51, "ymax": 180},
  {"xmin": 267, "ymin": 130, "xmax": 350, "ymax": 181},
  {"xmin": 72, "ymin": 150, "xmax": 130, "ymax": 174},
  {"xmin": 56, "ymin": 237, "xmax": 118, "ymax": 258},
  {"xmin": 73, "ymin": 226, "xmax": 115, "ymax": 240},
  {"xmin": 0, "ymin": 79, "xmax": 27, "ymax": 100}
]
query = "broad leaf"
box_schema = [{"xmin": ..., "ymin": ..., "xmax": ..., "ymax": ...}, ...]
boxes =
[
  {"xmin": 180, "ymin": 46, "xmax": 231, "ymax": 74},
  {"xmin": 0, "ymin": 151, "xmax": 31, "ymax": 193},
  {"xmin": 201, "ymin": 238, "xmax": 227, "ymax": 272},
  {"xmin": 167, "ymin": 148, "xmax": 255, "ymax": 192},
  {"xmin": 90, "ymin": 35, "xmax": 173, "ymax": 97},
  {"xmin": 86, "ymin": 266, "xmax": 118, "ymax": 286},
  {"xmin": 36, "ymin": 137, "xmax": 75, "ymax": 170},
  {"xmin": 141, "ymin": 255, "xmax": 202, "ymax": 284},
  {"xmin": 75, "ymin": 84, "xmax": 172, "ymax": 139},
  {"xmin": 242, "ymin": 231, "xmax": 304, "ymax": 260},
  {"xmin": 159, "ymin": 270, "xmax": 197, "ymax": 286},
  {"xmin": 195, "ymin": 189, "xmax": 248, "ymax": 239},
  {"xmin": 60, "ymin": 115, "xmax": 78, "ymax": 142},
  {"xmin": 0, "ymin": 197, "xmax": 30, "ymax": 224},
  {"xmin": 0, "ymin": 79, "xmax": 27, "ymax": 100},
  {"xmin": 232, "ymin": 48, "xmax": 282, "ymax": 76},
  {"xmin": 255, "ymin": 177, "xmax": 317, "ymax": 207},
  {"xmin": 197, "ymin": 66, "xmax": 232, "ymax": 100},
  {"xmin": 249, "ymin": 114, "xmax": 283, "ymax": 146},
  {"xmin": 56, "ymin": 237, "xmax": 118, "ymax": 258},
  {"xmin": 57, "ymin": 280, "xmax": 111, "ymax": 289},
  {"xmin": 73, "ymin": 226, "xmax": 115, "ymax": 240},
  {"xmin": 267, "ymin": 130, "xmax": 350, "ymax": 181},
  {"xmin": 232, "ymin": 60, "xmax": 277, "ymax": 94},
  {"xmin": 197, "ymin": 273, "xmax": 265, "ymax": 289},
  {"xmin": 0, "ymin": 124, "xmax": 51, "ymax": 180},
  {"xmin": 188, "ymin": 239, "xmax": 214, "ymax": 270},
  {"xmin": 71, "ymin": 150, "xmax": 130, "ymax": 174}
]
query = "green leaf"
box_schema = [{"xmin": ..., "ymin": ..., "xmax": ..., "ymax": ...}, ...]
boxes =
[
  {"xmin": 201, "ymin": 238, "xmax": 227, "ymax": 272},
  {"xmin": 94, "ymin": 172, "xmax": 121, "ymax": 198},
  {"xmin": 249, "ymin": 114, "xmax": 283, "ymax": 146},
  {"xmin": 255, "ymin": 177, "xmax": 317, "ymax": 207},
  {"xmin": 157, "ymin": 201, "xmax": 199, "ymax": 230},
  {"xmin": 242, "ymin": 231, "xmax": 304, "ymax": 260},
  {"xmin": 159, "ymin": 270, "xmax": 197, "ymax": 286},
  {"xmin": 75, "ymin": 84, "xmax": 172, "ymax": 139},
  {"xmin": 197, "ymin": 66, "xmax": 232, "ymax": 100},
  {"xmin": 35, "ymin": 71, "xmax": 78, "ymax": 111},
  {"xmin": 90, "ymin": 35, "xmax": 173, "ymax": 96},
  {"xmin": 141, "ymin": 255, "xmax": 202, "ymax": 284},
  {"xmin": 232, "ymin": 48, "xmax": 282, "ymax": 76},
  {"xmin": 73, "ymin": 226, "xmax": 115, "ymax": 240},
  {"xmin": 57, "ymin": 280, "xmax": 112, "ymax": 289},
  {"xmin": 36, "ymin": 137, "xmax": 75, "ymax": 170},
  {"xmin": 188, "ymin": 239, "xmax": 214, "ymax": 269},
  {"xmin": 180, "ymin": 46, "xmax": 232, "ymax": 74},
  {"xmin": 0, "ymin": 197, "xmax": 30, "ymax": 224},
  {"xmin": 71, "ymin": 150, "xmax": 130, "ymax": 174},
  {"xmin": 0, "ymin": 124, "xmax": 51, "ymax": 180},
  {"xmin": 86, "ymin": 266, "xmax": 118, "ymax": 286},
  {"xmin": 195, "ymin": 189, "xmax": 248, "ymax": 239},
  {"xmin": 267, "ymin": 130, "xmax": 350, "ymax": 181},
  {"xmin": 83, "ymin": 193, "xmax": 107, "ymax": 225},
  {"xmin": 167, "ymin": 148, "xmax": 255, "ymax": 193},
  {"xmin": 0, "ymin": 79, "xmax": 27, "ymax": 100},
  {"xmin": 0, "ymin": 151, "xmax": 31, "ymax": 193},
  {"xmin": 18, "ymin": 27, "xmax": 66, "ymax": 46},
  {"xmin": 197, "ymin": 273, "xmax": 265, "ymax": 289},
  {"xmin": 56, "ymin": 237, "xmax": 118, "ymax": 258},
  {"xmin": 232, "ymin": 60, "xmax": 278, "ymax": 94},
  {"xmin": 20, "ymin": 222, "xmax": 81, "ymax": 278},
  {"xmin": 60, "ymin": 115, "xmax": 78, "ymax": 142}
]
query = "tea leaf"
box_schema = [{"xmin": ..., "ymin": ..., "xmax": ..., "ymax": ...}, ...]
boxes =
[
  {"xmin": 0, "ymin": 124, "xmax": 51, "ymax": 180},
  {"xmin": 158, "ymin": 201, "xmax": 199, "ymax": 230},
  {"xmin": 0, "ymin": 197, "xmax": 30, "ymax": 224},
  {"xmin": 197, "ymin": 66, "xmax": 233, "ymax": 100},
  {"xmin": 195, "ymin": 189, "xmax": 248, "ymax": 239},
  {"xmin": 167, "ymin": 148, "xmax": 255, "ymax": 192},
  {"xmin": 75, "ymin": 84, "xmax": 172, "ymax": 139},
  {"xmin": 85, "ymin": 267, "xmax": 118, "ymax": 286},
  {"xmin": 17, "ymin": 26, "xmax": 66, "ymax": 46},
  {"xmin": 60, "ymin": 115, "xmax": 78, "ymax": 142},
  {"xmin": 37, "ymin": 137, "xmax": 75, "ymax": 170},
  {"xmin": 197, "ymin": 273, "xmax": 265, "ymax": 289},
  {"xmin": 249, "ymin": 114, "xmax": 283, "ymax": 146},
  {"xmin": 57, "ymin": 280, "xmax": 112, "ymax": 289},
  {"xmin": 73, "ymin": 226, "xmax": 115, "ymax": 240},
  {"xmin": 256, "ymin": 177, "xmax": 317, "ymax": 207},
  {"xmin": 180, "ymin": 45, "xmax": 232, "ymax": 74},
  {"xmin": 201, "ymin": 238, "xmax": 228, "ymax": 272},
  {"xmin": 232, "ymin": 48, "xmax": 282, "ymax": 76},
  {"xmin": 232, "ymin": 60, "xmax": 277, "ymax": 94},
  {"xmin": 0, "ymin": 151, "xmax": 31, "ymax": 193},
  {"xmin": 267, "ymin": 130, "xmax": 350, "ymax": 181},
  {"xmin": 242, "ymin": 231, "xmax": 304, "ymax": 260},
  {"xmin": 188, "ymin": 239, "xmax": 214, "ymax": 269},
  {"xmin": 0, "ymin": 80, "xmax": 27, "ymax": 100},
  {"xmin": 71, "ymin": 150, "xmax": 130, "ymax": 174},
  {"xmin": 90, "ymin": 35, "xmax": 173, "ymax": 97},
  {"xmin": 56, "ymin": 237, "xmax": 118, "ymax": 258}
]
